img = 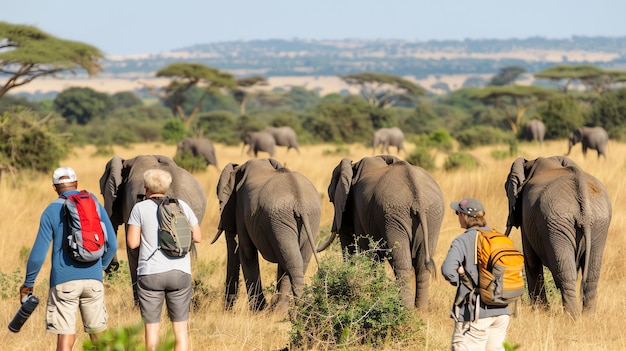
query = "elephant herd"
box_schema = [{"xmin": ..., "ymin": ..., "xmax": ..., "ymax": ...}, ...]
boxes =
[
  {"xmin": 524, "ymin": 119, "xmax": 608, "ymax": 159},
  {"xmin": 99, "ymin": 151, "xmax": 612, "ymax": 318}
]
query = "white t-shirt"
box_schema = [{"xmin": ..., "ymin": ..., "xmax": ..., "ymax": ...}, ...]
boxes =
[{"xmin": 128, "ymin": 198, "xmax": 199, "ymax": 276}]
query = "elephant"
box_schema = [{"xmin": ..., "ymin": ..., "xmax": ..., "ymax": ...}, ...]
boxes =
[
  {"xmin": 566, "ymin": 126, "xmax": 608, "ymax": 159},
  {"xmin": 99, "ymin": 155, "xmax": 207, "ymax": 304},
  {"xmin": 504, "ymin": 156, "xmax": 612, "ymax": 317},
  {"xmin": 264, "ymin": 126, "xmax": 300, "ymax": 153},
  {"xmin": 373, "ymin": 127, "xmax": 406, "ymax": 154},
  {"xmin": 242, "ymin": 131, "xmax": 276, "ymax": 157},
  {"xmin": 524, "ymin": 119, "xmax": 545, "ymax": 144},
  {"xmin": 318, "ymin": 155, "xmax": 444, "ymax": 309},
  {"xmin": 212, "ymin": 158, "xmax": 321, "ymax": 312},
  {"xmin": 176, "ymin": 137, "xmax": 218, "ymax": 168}
]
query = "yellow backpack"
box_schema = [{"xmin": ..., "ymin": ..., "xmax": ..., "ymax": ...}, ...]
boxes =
[{"xmin": 475, "ymin": 228, "xmax": 525, "ymax": 306}]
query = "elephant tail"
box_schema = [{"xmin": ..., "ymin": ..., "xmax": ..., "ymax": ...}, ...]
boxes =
[
  {"xmin": 300, "ymin": 213, "xmax": 320, "ymax": 266},
  {"xmin": 415, "ymin": 208, "xmax": 436, "ymax": 278},
  {"xmin": 316, "ymin": 231, "xmax": 337, "ymax": 252},
  {"xmin": 572, "ymin": 166, "xmax": 592, "ymax": 284}
]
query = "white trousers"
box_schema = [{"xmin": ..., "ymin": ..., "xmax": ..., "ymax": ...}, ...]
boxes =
[{"xmin": 451, "ymin": 314, "xmax": 510, "ymax": 351}]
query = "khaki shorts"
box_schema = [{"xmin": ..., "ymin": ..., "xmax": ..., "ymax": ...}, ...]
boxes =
[
  {"xmin": 46, "ymin": 280, "xmax": 108, "ymax": 334},
  {"xmin": 137, "ymin": 270, "xmax": 192, "ymax": 323}
]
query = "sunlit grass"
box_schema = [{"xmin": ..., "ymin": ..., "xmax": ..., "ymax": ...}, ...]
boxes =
[{"xmin": 0, "ymin": 139, "xmax": 624, "ymax": 350}]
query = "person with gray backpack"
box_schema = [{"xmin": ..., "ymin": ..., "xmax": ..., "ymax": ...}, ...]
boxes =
[{"xmin": 126, "ymin": 169, "xmax": 202, "ymax": 351}]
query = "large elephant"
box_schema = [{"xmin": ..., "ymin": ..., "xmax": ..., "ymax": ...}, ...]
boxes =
[
  {"xmin": 176, "ymin": 137, "xmax": 218, "ymax": 168},
  {"xmin": 566, "ymin": 126, "xmax": 608, "ymax": 159},
  {"xmin": 504, "ymin": 156, "xmax": 612, "ymax": 317},
  {"xmin": 264, "ymin": 126, "xmax": 300, "ymax": 153},
  {"xmin": 524, "ymin": 119, "xmax": 545, "ymax": 144},
  {"xmin": 99, "ymin": 155, "xmax": 207, "ymax": 304},
  {"xmin": 373, "ymin": 127, "xmax": 406, "ymax": 154},
  {"xmin": 212, "ymin": 158, "xmax": 321, "ymax": 312},
  {"xmin": 242, "ymin": 131, "xmax": 276, "ymax": 157},
  {"xmin": 319, "ymin": 155, "xmax": 443, "ymax": 309}
]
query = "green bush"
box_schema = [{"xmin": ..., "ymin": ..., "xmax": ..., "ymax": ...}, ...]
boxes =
[
  {"xmin": 413, "ymin": 128, "xmax": 453, "ymax": 152},
  {"xmin": 405, "ymin": 147, "xmax": 436, "ymax": 171},
  {"xmin": 173, "ymin": 150, "xmax": 207, "ymax": 173},
  {"xmin": 444, "ymin": 152, "xmax": 480, "ymax": 171},
  {"xmin": 289, "ymin": 250, "xmax": 421, "ymax": 349},
  {"xmin": 454, "ymin": 125, "xmax": 512, "ymax": 149},
  {"xmin": 161, "ymin": 119, "xmax": 189, "ymax": 144}
]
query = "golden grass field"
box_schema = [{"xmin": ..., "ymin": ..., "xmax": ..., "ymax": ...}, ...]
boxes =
[{"xmin": 1, "ymin": 139, "xmax": 625, "ymax": 350}]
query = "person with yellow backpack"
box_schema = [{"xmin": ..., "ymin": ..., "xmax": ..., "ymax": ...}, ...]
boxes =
[{"xmin": 442, "ymin": 198, "xmax": 524, "ymax": 351}]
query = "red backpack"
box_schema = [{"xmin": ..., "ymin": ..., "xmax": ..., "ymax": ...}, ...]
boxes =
[{"xmin": 61, "ymin": 190, "xmax": 107, "ymax": 263}]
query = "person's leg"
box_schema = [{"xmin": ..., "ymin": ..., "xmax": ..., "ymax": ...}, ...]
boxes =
[
  {"xmin": 452, "ymin": 318, "xmax": 491, "ymax": 350},
  {"xmin": 486, "ymin": 314, "xmax": 510, "ymax": 351},
  {"xmin": 144, "ymin": 323, "xmax": 160, "ymax": 351},
  {"xmin": 56, "ymin": 334, "xmax": 75, "ymax": 351},
  {"xmin": 172, "ymin": 321, "xmax": 189, "ymax": 351}
]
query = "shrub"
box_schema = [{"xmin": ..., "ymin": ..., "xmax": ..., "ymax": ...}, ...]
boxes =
[
  {"xmin": 444, "ymin": 152, "xmax": 479, "ymax": 171},
  {"xmin": 413, "ymin": 128, "xmax": 453, "ymax": 152},
  {"xmin": 173, "ymin": 150, "xmax": 207, "ymax": 173},
  {"xmin": 405, "ymin": 147, "xmax": 436, "ymax": 171},
  {"xmin": 161, "ymin": 119, "xmax": 189, "ymax": 144},
  {"xmin": 289, "ymin": 250, "xmax": 421, "ymax": 349},
  {"xmin": 454, "ymin": 125, "xmax": 512, "ymax": 149}
]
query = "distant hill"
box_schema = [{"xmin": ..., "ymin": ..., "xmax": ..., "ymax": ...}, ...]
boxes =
[{"xmin": 101, "ymin": 37, "xmax": 626, "ymax": 79}]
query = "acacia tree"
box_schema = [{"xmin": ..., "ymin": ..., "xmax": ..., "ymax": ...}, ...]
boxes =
[
  {"xmin": 145, "ymin": 62, "xmax": 236, "ymax": 128},
  {"xmin": 534, "ymin": 64, "xmax": 626, "ymax": 94},
  {"xmin": 233, "ymin": 76, "xmax": 268, "ymax": 115},
  {"xmin": 488, "ymin": 66, "xmax": 527, "ymax": 86},
  {"xmin": 469, "ymin": 85, "xmax": 555, "ymax": 134},
  {"xmin": 0, "ymin": 22, "xmax": 103, "ymax": 99},
  {"xmin": 340, "ymin": 72, "xmax": 426, "ymax": 108}
]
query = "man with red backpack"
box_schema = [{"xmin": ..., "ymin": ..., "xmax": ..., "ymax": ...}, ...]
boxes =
[{"xmin": 20, "ymin": 167, "xmax": 118, "ymax": 351}]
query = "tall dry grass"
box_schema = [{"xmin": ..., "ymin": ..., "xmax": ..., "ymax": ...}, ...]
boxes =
[{"xmin": 0, "ymin": 140, "xmax": 625, "ymax": 350}]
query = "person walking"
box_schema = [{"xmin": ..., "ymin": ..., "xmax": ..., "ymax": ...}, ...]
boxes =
[
  {"xmin": 441, "ymin": 198, "xmax": 511, "ymax": 351},
  {"xmin": 126, "ymin": 169, "xmax": 202, "ymax": 351},
  {"xmin": 20, "ymin": 167, "xmax": 118, "ymax": 351}
]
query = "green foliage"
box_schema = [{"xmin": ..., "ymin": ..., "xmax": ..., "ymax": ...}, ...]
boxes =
[
  {"xmin": 173, "ymin": 150, "xmax": 207, "ymax": 173},
  {"xmin": 303, "ymin": 100, "xmax": 373, "ymax": 143},
  {"xmin": 161, "ymin": 119, "xmax": 189, "ymax": 144},
  {"xmin": 405, "ymin": 146, "xmax": 436, "ymax": 171},
  {"xmin": 111, "ymin": 91, "xmax": 143, "ymax": 109},
  {"xmin": 504, "ymin": 340, "xmax": 522, "ymax": 351},
  {"xmin": 454, "ymin": 125, "xmax": 513, "ymax": 149},
  {"xmin": 0, "ymin": 111, "xmax": 69, "ymax": 173},
  {"xmin": 537, "ymin": 93, "xmax": 584, "ymax": 140},
  {"xmin": 54, "ymin": 87, "xmax": 114, "ymax": 125},
  {"xmin": 586, "ymin": 88, "xmax": 626, "ymax": 140},
  {"xmin": 444, "ymin": 152, "xmax": 480, "ymax": 171},
  {"xmin": 0, "ymin": 268, "xmax": 23, "ymax": 300},
  {"xmin": 402, "ymin": 101, "xmax": 466, "ymax": 135},
  {"xmin": 413, "ymin": 128, "xmax": 453, "ymax": 152},
  {"xmin": 289, "ymin": 250, "xmax": 421, "ymax": 349},
  {"xmin": 82, "ymin": 323, "xmax": 175, "ymax": 351},
  {"xmin": 194, "ymin": 110, "xmax": 240, "ymax": 145},
  {"xmin": 488, "ymin": 66, "xmax": 527, "ymax": 86}
]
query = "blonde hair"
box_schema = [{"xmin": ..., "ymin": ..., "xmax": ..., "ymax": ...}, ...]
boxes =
[
  {"xmin": 143, "ymin": 169, "xmax": 172, "ymax": 194},
  {"xmin": 464, "ymin": 211, "xmax": 487, "ymax": 228}
]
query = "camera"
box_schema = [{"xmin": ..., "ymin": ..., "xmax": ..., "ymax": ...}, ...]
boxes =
[{"xmin": 8, "ymin": 294, "xmax": 39, "ymax": 333}]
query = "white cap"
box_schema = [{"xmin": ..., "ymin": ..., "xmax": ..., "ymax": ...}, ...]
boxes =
[{"xmin": 52, "ymin": 167, "xmax": 77, "ymax": 184}]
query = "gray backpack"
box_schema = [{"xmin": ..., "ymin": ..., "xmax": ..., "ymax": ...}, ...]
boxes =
[{"xmin": 151, "ymin": 197, "xmax": 193, "ymax": 258}]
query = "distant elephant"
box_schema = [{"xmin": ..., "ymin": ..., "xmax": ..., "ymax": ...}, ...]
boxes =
[
  {"xmin": 566, "ymin": 126, "xmax": 608, "ymax": 159},
  {"xmin": 373, "ymin": 127, "xmax": 406, "ymax": 154},
  {"xmin": 242, "ymin": 131, "xmax": 276, "ymax": 157},
  {"xmin": 318, "ymin": 155, "xmax": 444, "ymax": 309},
  {"xmin": 504, "ymin": 156, "xmax": 612, "ymax": 317},
  {"xmin": 524, "ymin": 119, "xmax": 545, "ymax": 144},
  {"xmin": 100, "ymin": 155, "xmax": 207, "ymax": 304},
  {"xmin": 264, "ymin": 126, "xmax": 300, "ymax": 153},
  {"xmin": 212, "ymin": 158, "xmax": 321, "ymax": 312},
  {"xmin": 176, "ymin": 137, "xmax": 218, "ymax": 168}
]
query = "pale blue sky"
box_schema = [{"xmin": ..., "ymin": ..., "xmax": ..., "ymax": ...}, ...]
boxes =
[{"xmin": 4, "ymin": 0, "xmax": 625, "ymax": 56}]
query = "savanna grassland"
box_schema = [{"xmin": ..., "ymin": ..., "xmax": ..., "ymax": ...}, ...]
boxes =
[{"xmin": 1, "ymin": 139, "xmax": 625, "ymax": 350}]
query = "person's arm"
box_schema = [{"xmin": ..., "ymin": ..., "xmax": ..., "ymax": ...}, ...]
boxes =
[
  {"xmin": 98, "ymin": 203, "xmax": 118, "ymax": 269},
  {"xmin": 127, "ymin": 224, "xmax": 141, "ymax": 249},
  {"xmin": 191, "ymin": 223, "xmax": 202, "ymax": 243},
  {"xmin": 24, "ymin": 211, "xmax": 54, "ymax": 287},
  {"xmin": 441, "ymin": 238, "xmax": 464, "ymax": 286}
]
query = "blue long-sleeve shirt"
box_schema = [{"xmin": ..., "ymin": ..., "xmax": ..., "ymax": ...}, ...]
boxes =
[{"xmin": 24, "ymin": 189, "xmax": 118, "ymax": 288}]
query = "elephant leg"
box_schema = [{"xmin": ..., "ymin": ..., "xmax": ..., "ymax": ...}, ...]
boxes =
[
  {"xmin": 412, "ymin": 244, "xmax": 432, "ymax": 310},
  {"xmin": 546, "ymin": 230, "xmax": 580, "ymax": 317},
  {"xmin": 273, "ymin": 231, "xmax": 309, "ymax": 312},
  {"xmin": 522, "ymin": 237, "xmax": 548, "ymax": 309},
  {"xmin": 387, "ymin": 239, "xmax": 414, "ymax": 308},
  {"xmin": 582, "ymin": 229, "xmax": 608, "ymax": 313},
  {"xmin": 224, "ymin": 231, "xmax": 241, "ymax": 310},
  {"xmin": 272, "ymin": 266, "xmax": 292, "ymax": 313},
  {"xmin": 238, "ymin": 234, "xmax": 266, "ymax": 311}
]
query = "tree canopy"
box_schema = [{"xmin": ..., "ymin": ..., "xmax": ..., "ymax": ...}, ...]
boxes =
[
  {"xmin": 233, "ymin": 76, "xmax": 268, "ymax": 115},
  {"xmin": 146, "ymin": 62, "xmax": 236, "ymax": 128},
  {"xmin": 534, "ymin": 64, "xmax": 626, "ymax": 94},
  {"xmin": 0, "ymin": 22, "xmax": 104, "ymax": 99},
  {"xmin": 488, "ymin": 66, "xmax": 527, "ymax": 86},
  {"xmin": 340, "ymin": 72, "xmax": 426, "ymax": 108}
]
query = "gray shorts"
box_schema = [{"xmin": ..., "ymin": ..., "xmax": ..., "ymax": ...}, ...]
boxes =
[
  {"xmin": 137, "ymin": 270, "xmax": 192, "ymax": 323},
  {"xmin": 46, "ymin": 279, "xmax": 107, "ymax": 334}
]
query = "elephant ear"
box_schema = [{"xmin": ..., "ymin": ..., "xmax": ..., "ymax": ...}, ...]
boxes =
[
  {"xmin": 99, "ymin": 156, "xmax": 124, "ymax": 223},
  {"xmin": 377, "ymin": 154, "xmax": 401, "ymax": 165},
  {"xmin": 553, "ymin": 155, "xmax": 579, "ymax": 169},
  {"xmin": 217, "ymin": 163, "xmax": 238, "ymax": 233},
  {"xmin": 505, "ymin": 157, "xmax": 527, "ymax": 228},
  {"xmin": 267, "ymin": 158, "xmax": 284, "ymax": 170},
  {"xmin": 328, "ymin": 158, "xmax": 353, "ymax": 233}
]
